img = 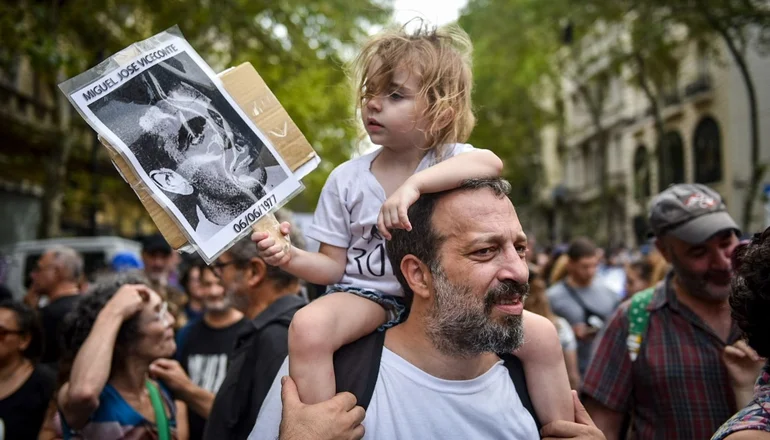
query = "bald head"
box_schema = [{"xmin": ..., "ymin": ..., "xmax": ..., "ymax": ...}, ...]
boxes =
[
  {"xmin": 31, "ymin": 246, "xmax": 84, "ymax": 296},
  {"xmin": 46, "ymin": 246, "xmax": 84, "ymax": 282}
]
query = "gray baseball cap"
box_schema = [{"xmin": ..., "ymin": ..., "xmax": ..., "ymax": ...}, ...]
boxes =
[{"xmin": 649, "ymin": 184, "xmax": 740, "ymax": 244}]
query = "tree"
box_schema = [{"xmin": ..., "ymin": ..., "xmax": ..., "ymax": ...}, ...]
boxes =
[
  {"xmin": 459, "ymin": 0, "xmax": 565, "ymax": 198},
  {"xmin": 626, "ymin": 0, "xmax": 770, "ymax": 230},
  {"xmin": 461, "ymin": 0, "xmax": 634, "ymax": 244},
  {"xmin": 0, "ymin": 0, "xmax": 390, "ymax": 237}
]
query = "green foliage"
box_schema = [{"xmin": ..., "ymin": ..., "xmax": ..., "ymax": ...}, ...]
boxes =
[
  {"xmin": 1, "ymin": 0, "xmax": 391, "ymax": 225},
  {"xmin": 459, "ymin": 0, "xmax": 567, "ymax": 198}
]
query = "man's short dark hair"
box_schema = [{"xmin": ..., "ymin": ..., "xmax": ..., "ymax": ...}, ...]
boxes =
[
  {"xmin": 141, "ymin": 233, "xmax": 173, "ymax": 255},
  {"xmin": 566, "ymin": 237, "xmax": 598, "ymax": 261},
  {"xmin": 387, "ymin": 178, "xmax": 512, "ymax": 310}
]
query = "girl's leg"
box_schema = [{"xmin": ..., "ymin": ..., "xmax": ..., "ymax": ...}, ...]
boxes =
[
  {"xmin": 514, "ymin": 311, "xmax": 574, "ymax": 424},
  {"xmin": 288, "ymin": 291, "xmax": 388, "ymax": 404}
]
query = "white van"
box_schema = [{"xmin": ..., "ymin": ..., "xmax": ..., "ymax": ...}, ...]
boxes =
[{"xmin": 0, "ymin": 236, "xmax": 142, "ymax": 300}]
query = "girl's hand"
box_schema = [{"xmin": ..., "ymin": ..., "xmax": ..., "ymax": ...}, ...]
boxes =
[
  {"xmin": 378, "ymin": 182, "xmax": 420, "ymax": 240},
  {"xmin": 251, "ymin": 222, "xmax": 293, "ymax": 266},
  {"xmin": 106, "ymin": 284, "xmax": 151, "ymax": 321}
]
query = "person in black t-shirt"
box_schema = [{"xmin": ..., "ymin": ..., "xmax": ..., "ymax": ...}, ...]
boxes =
[
  {"xmin": 23, "ymin": 246, "xmax": 84, "ymax": 368},
  {"xmin": 0, "ymin": 300, "xmax": 56, "ymax": 439},
  {"xmin": 151, "ymin": 264, "xmax": 250, "ymax": 440}
]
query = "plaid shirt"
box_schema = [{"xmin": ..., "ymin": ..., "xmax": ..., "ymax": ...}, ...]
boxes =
[{"xmin": 582, "ymin": 273, "xmax": 742, "ymax": 439}]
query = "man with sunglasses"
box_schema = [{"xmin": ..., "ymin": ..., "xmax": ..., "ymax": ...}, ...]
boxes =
[
  {"xmin": 203, "ymin": 212, "xmax": 310, "ymax": 440},
  {"xmin": 582, "ymin": 184, "xmax": 764, "ymax": 439}
]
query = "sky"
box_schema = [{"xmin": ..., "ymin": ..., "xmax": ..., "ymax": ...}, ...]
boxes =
[{"xmin": 392, "ymin": 0, "xmax": 468, "ymax": 26}]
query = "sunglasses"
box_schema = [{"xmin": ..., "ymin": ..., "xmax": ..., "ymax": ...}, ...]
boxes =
[{"xmin": 210, "ymin": 259, "xmax": 249, "ymax": 277}]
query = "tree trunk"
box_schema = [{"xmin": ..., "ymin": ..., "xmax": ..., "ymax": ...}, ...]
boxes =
[
  {"xmin": 38, "ymin": 135, "xmax": 75, "ymax": 238},
  {"xmin": 698, "ymin": 1, "xmax": 764, "ymax": 231},
  {"xmin": 633, "ymin": 52, "xmax": 665, "ymax": 195},
  {"xmin": 577, "ymin": 83, "xmax": 610, "ymax": 245},
  {"xmin": 633, "ymin": 53, "xmax": 665, "ymax": 143}
]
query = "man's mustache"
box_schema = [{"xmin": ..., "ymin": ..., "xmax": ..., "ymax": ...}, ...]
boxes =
[{"xmin": 484, "ymin": 281, "xmax": 529, "ymax": 312}]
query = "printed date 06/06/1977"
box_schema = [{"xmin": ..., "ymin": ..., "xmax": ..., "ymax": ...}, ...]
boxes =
[{"xmin": 233, "ymin": 194, "xmax": 277, "ymax": 233}]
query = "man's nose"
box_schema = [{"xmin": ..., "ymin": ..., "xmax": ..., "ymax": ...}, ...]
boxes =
[
  {"xmin": 712, "ymin": 247, "xmax": 733, "ymax": 271},
  {"xmin": 497, "ymin": 246, "xmax": 529, "ymax": 285}
]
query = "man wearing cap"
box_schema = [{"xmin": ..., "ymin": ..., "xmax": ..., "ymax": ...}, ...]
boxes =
[{"xmin": 581, "ymin": 184, "xmax": 764, "ymax": 439}]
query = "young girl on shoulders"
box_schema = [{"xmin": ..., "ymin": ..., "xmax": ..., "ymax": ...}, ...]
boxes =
[{"xmin": 252, "ymin": 22, "xmax": 573, "ymax": 425}]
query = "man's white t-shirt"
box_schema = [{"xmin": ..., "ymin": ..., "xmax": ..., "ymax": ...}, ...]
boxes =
[
  {"xmin": 306, "ymin": 143, "xmax": 476, "ymax": 297},
  {"xmin": 248, "ymin": 348, "xmax": 539, "ymax": 440}
]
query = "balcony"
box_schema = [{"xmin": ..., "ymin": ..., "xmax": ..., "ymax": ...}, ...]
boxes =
[{"xmin": 684, "ymin": 74, "xmax": 712, "ymax": 97}]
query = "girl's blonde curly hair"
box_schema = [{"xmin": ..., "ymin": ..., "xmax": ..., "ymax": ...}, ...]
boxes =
[{"xmin": 351, "ymin": 21, "xmax": 475, "ymax": 156}]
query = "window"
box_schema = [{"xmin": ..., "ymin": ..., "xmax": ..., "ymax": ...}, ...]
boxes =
[
  {"xmin": 693, "ymin": 116, "xmax": 722, "ymax": 184},
  {"xmin": 657, "ymin": 131, "xmax": 685, "ymax": 190},
  {"xmin": 633, "ymin": 145, "xmax": 651, "ymax": 200}
]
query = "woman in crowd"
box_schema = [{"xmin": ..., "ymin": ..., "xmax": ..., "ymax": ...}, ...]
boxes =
[
  {"xmin": 646, "ymin": 246, "xmax": 670, "ymax": 285},
  {"xmin": 712, "ymin": 228, "xmax": 770, "ymax": 439},
  {"xmin": 0, "ymin": 300, "xmax": 55, "ymax": 439},
  {"xmin": 56, "ymin": 273, "xmax": 188, "ymax": 439},
  {"xmin": 623, "ymin": 259, "xmax": 654, "ymax": 301},
  {"xmin": 549, "ymin": 253, "xmax": 570, "ymax": 286},
  {"xmin": 524, "ymin": 269, "xmax": 581, "ymax": 389}
]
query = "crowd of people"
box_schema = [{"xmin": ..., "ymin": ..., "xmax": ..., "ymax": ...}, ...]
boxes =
[{"xmin": 1, "ymin": 22, "xmax": 769, "ymax": 440}]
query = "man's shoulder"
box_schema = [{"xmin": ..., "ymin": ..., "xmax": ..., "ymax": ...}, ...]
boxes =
[
  {"xmin": 249, "ymin": 296, "xmax": 306, "ymax": 343},
  {"xmin": 45, "ymin": 294, "xmax": 80, "ymax": 314},
  {"xmin": 546, "ymin": 282, "xmax": 567, "ymax": 298},
  {"xmin": 255, "ymin": 295, "xmax": 305, "ymax": 325}
]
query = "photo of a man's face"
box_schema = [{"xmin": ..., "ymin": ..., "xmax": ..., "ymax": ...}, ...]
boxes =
[{"xmin": 88, "ymin": 53, "xmax": 288, "ymax": 240}]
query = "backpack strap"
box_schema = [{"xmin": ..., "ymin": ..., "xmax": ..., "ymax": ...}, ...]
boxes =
[
  {"xmin": 333, "ymin": 330, "xmax": 386, "ymax": 410},
  {"xmin": 499, "ymin": 353, "xmax": 542, "ymax": 431},
  {"xmin": 626, "ymin": 287, "xmax": 655, "ymax": 362}
]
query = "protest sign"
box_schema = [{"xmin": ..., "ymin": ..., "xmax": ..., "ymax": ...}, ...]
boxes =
[{"xmin": 60, "ymin": 26, "xmax": 318, "ymax": 263}]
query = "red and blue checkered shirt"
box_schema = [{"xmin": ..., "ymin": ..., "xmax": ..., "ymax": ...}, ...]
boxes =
[{"xmin": 582, "ymin": 273, "xmax": 742, "ymax": 439}]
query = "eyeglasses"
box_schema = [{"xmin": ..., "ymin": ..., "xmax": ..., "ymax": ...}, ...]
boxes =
[
  {"xmin": 0, "ymin": 326, "xmax": 23, "ymax": 339},
  {"xmin": 157, "ymin": 301, "xmax": 169, "ymax": 327},
  {"xmin": 210, "ymin": 259, "xmax": 247, "ymax": 277}
]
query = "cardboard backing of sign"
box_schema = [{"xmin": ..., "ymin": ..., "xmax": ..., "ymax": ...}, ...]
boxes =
[{"xmin": 102, "ymin": 62, "xmax": 318, "ymax": 251}]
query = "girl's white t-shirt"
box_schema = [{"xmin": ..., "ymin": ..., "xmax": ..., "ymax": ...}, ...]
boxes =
[{"xmin": 306, "ymin": 143, "xmax": 476, "ymax": 297}]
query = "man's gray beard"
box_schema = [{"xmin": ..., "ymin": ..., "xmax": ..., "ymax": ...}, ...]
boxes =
[
  {"xmin": 426, "ymin": 264, "xmax": 527, "ymax": 358},
  {"xmin": 669, "ymin": 252, "xmax": 730, "ymax": 303},
  {"xmin": 204, "ymin": 287, "xmax": 237, "ymax": 314}
]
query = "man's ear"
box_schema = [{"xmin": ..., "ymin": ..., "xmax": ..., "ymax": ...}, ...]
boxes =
[
  {"xmin": 400, "ymin": 255, "xmax": 433, "ymax": 301},
  {"xmin": 17, "ymin": 332, "xmax": 31, "ymax": 353},
  {"xmin": 245, "ymin": 257, "xmax": 267, "ymax": 287},
  {"xmin": 150, "ymin": 168, "xmax": 194, "ymax": 195}
]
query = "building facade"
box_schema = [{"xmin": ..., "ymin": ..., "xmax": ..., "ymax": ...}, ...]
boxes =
[{"xmin": 536, "ymin": 28, "xmax": 770, "ymax": 247}]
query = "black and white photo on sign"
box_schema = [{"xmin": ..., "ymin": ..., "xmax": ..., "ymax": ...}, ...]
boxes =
[{"xmin": 87, "ymin": 52, "xmax": 289, "ymax": 243}]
